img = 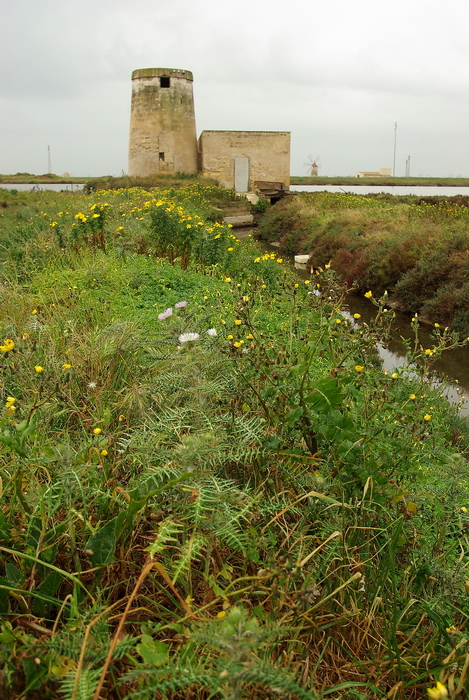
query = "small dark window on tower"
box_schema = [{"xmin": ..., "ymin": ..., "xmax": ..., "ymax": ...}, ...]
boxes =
[
  {"xmin": 160, "ymin": 77, "xmax": 170, "ymax": 88},
  {"xmin": 159, "ymin": 152, "xmax": 165, "ymax": 162}
]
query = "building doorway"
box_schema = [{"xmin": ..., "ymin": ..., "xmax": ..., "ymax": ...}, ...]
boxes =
[{"xmin": 234, "ymin": 156, "xmax": 250, "ymax": 192}]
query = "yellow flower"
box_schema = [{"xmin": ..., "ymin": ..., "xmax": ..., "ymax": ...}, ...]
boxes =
[
  {"xmin": 304, "ymin": 280, "xmax": 310, "ymax": 285},
  {"xmin": 216, "ymin": 610, "xmax": 226, "ymax": 619},
  {"xmin": 34, "ymin": 365, "xmax": 44, "ymax": 373},
  {"xmin": 227, "ymin": 247, "xmax": 234, "ymax": 252},
  {"xmin": 246, "ymin": 333, "xmax": 254, "ymax": 340},
  {"xmin": 410, "ymin": 394, "xmax": 416, "ymax": 400},
  {"xmin": 233, "ymin": 341, "xmax": 242, "ymax": 348},
  {"xmin": 424, "ymin": 414, "xmax": 432, "ymax": 421},
  {"xmin": 434, "ymin": 323, "xmax": 440, "ymax": 328},
  {"xmin": 5, "ymin": 397, "xmax": 16, "ymax": 407},
  {"xmin": 335, "ymin": 319, "xmax": 341, "ymax": 324},
  {"xmin": 234, "ymin": 319, "xmax": 241, "ymax": 326},
  {"xmin": 227, "ymin": 334, "xmax": 234, "ymax": 341},
  {"xmin": 62, "ymin": 363, "xmax": 72, "ymax": 370},
  {"xmin": 277, "ymin": 258, "xmax": 283, "ymax": 263},
  {"xmin": 93, "ymin": 428, "xmax": 102, "ymax": 435},
  {"xmin": 100, "ymin": 449, "xmax": 108, "ymax": 456},
  {"xmin": 427, "ymin": 681, "xmax": 448, "ymax": 699},
  {"xmin": 353, "ymin": 313, "xmax": 361, "ymax": 320},
  {"xmin": 261, "ymin": 284, "xmax": 266, "ymax": 289},
  {"xmin": 31, "ymin": 309, "xmax": 37, "ymax": 315},
  {"xmin": 425, "ymin": 349, "xmax": 432, "ymax": 356},
  {"xmin": 220, "ymin": 319, "xmax": 226, "ymax": 325},
  {"xmin": 0, "ymin": 339, "xmax": 14, "ymax": 353},
  {"xmin": 224, "ymin": 277, "xmax": 231, "ymax": 283},
  {"xmin": 391, "ymin": 372, "xmax": 398, "ymax": 379},
  {"xmin": 355, "ymin": 365, "xmax": 364, "ymax": 372},
  {"xmin": 461, "ymin": 507, "xmax": 468, "ymax": 513},
  {"xmin": 364, "ymin": 291, "xmax": 372, "ymax": 299}
]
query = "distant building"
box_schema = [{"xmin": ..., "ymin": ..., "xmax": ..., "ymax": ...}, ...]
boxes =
[
  {"xmin": 356, "ymin": 168, "xmax": 391, "ymax": 178},
  {"xmin": 310, "ymin": 162, "xmax": 319, "ymax": 177},
  {"xmin": 128, "ymin": 68, "xmax": 290, "ymax": 193}
]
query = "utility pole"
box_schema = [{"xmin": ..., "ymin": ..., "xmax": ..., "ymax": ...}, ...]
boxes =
[
  {"xmin": 48, "ymin": 145, "xmax": 51, "ymax": 174},
  {"xmin": 392, "ymin": 122, "xmax": 397, "ymax": 177}
]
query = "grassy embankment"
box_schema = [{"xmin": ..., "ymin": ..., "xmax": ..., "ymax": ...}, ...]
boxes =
[
  {"xmin": 0, "ymin": 173, "xmax": 220, "ymax": 190},
  {"xmin": 257, "ymin": 191, "xmax": 469, "ymax": 335},
  {"xmin": 291, "ymin": 176, "xmax": 469, "ymax": 187},
  {"xmin": 4, "ymin": 174, "xmax": 469, "ymax": 187},
  {"xmin": 0, "ymin": 183, "xmax": 469, "ymax": 698}
]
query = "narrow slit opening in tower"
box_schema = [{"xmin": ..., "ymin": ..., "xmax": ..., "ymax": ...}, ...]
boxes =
[
  {"xmin": 159, "ymin": 152, "xmax": 165, "ymax": 162},
  {"xmin": 160, "ymin": 77, "xmax": 170, "ymax": 88}
]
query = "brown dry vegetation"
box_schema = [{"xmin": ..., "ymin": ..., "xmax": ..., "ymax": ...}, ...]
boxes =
[{"xmin": 256, "ymin": 192, "xmax": 469, "ymax": 334}]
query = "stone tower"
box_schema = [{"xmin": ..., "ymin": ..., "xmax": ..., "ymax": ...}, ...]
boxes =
[{"xmin": 128, "ymin": 68, "xmax": 198, "ymax": 177}]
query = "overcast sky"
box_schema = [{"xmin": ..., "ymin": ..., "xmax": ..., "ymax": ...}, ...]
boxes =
[{"xmin": 2, "ymin": 0, "xmax": 469, "ymax": 178}]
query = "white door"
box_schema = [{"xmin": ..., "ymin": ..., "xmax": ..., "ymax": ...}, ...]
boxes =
[{"xmin": 234, "ymin": 157, "xmax": 249, "ymax": 192}]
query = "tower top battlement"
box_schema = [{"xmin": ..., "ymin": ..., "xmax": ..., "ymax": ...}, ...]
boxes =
[{"xmin": 131, "ymin": 68, "xmax": 193, "ymax": 82}]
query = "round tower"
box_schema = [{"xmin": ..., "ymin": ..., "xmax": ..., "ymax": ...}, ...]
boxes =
[{"xmin": 128, "ymin": 68, "xmax": 198, "ymax": 177}]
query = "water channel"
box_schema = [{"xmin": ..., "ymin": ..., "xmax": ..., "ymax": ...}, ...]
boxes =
[
  {"xmin": 340, "ymin": 290, "xmax": 469, "ymax": 415},
  {"xmin": 250, "ymin": 234, "xmax": 469, "ymax": 416},
  {"xmin": 297, "ymin": 264, "xmax": 469, "ymax": 416},
  {"xmin": 287, "ymin": 186, "xmax": 469, "ymax": 415},
  {"xmin": 0, "ymin": 183, "xmax": 85, "ymax": 192}
]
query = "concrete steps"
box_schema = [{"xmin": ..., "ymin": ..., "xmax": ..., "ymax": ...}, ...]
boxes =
[{"xmin": 218, "ymin": 197, "xmax": 255, "ymax": 228}]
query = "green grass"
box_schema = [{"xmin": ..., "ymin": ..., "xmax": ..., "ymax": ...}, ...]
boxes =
[
  {"xmin": 291, "ymin": 175, "xmax": 469, "ymax": 187},
  {"xmin": 0, "ymin": 185, "xmax": 468, "ymax": 699},
  {"xmin": 5, "ymin": 174, "xmax": 469, "ymax": 188}
]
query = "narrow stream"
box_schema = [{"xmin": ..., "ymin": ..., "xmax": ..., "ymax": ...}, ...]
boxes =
[
  {"xmin": 299, "ymin": 264, "xmax": 469, "ymax": 416},
  {"xmin": 342, "ymin": 291, "xmax": 469, "ymax": 414},
  {"xmin": 244, "ymin": 231, "xmax": 469, "ymax": 416}
]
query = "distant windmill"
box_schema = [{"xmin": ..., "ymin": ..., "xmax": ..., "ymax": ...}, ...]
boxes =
[{"xmin": 303, "ymin": 155, "xmax": 320, "ymax": 177}]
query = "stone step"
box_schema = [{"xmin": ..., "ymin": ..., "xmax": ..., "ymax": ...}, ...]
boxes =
[
  {"xmin": 224, "ymin": 214, "xmax": 255, "ymax": 227},
  {"xmin": 221, "ymin": 202, "xmax": 253, "ymax": 214}
]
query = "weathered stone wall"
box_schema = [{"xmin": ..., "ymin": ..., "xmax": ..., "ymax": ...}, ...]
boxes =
[
  {"xmin": 128, "ymin": 68, "xmax": 198, "ymax": 176},
  {"xmin": 198, "ymin": 131, "xmax": 290, "ymax": 192}
]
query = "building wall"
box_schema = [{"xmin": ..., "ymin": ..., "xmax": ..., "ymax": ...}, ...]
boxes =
[
  {"xmin": 128, "ymin": 68, "xmax": 198, "ymax": 177},
  {"xmin": 356, "ymin": 168, "xmax": 392, "ymax": 178},
  {"xmin": 198, "ymin": 131, "xmax": 290, "ymax": 191}
]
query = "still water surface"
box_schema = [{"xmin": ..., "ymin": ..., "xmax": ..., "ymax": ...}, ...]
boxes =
[
  {"xmin": 244, "ymin": 234, "xmax": 469, "ymax": 415},
  {"xmin": 343, "ymin": 292, "xmax": 469, "ymax": 415},
  {"xmin": 0, "ymin": 183, "xmax": 85, "ymax": 191}
]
